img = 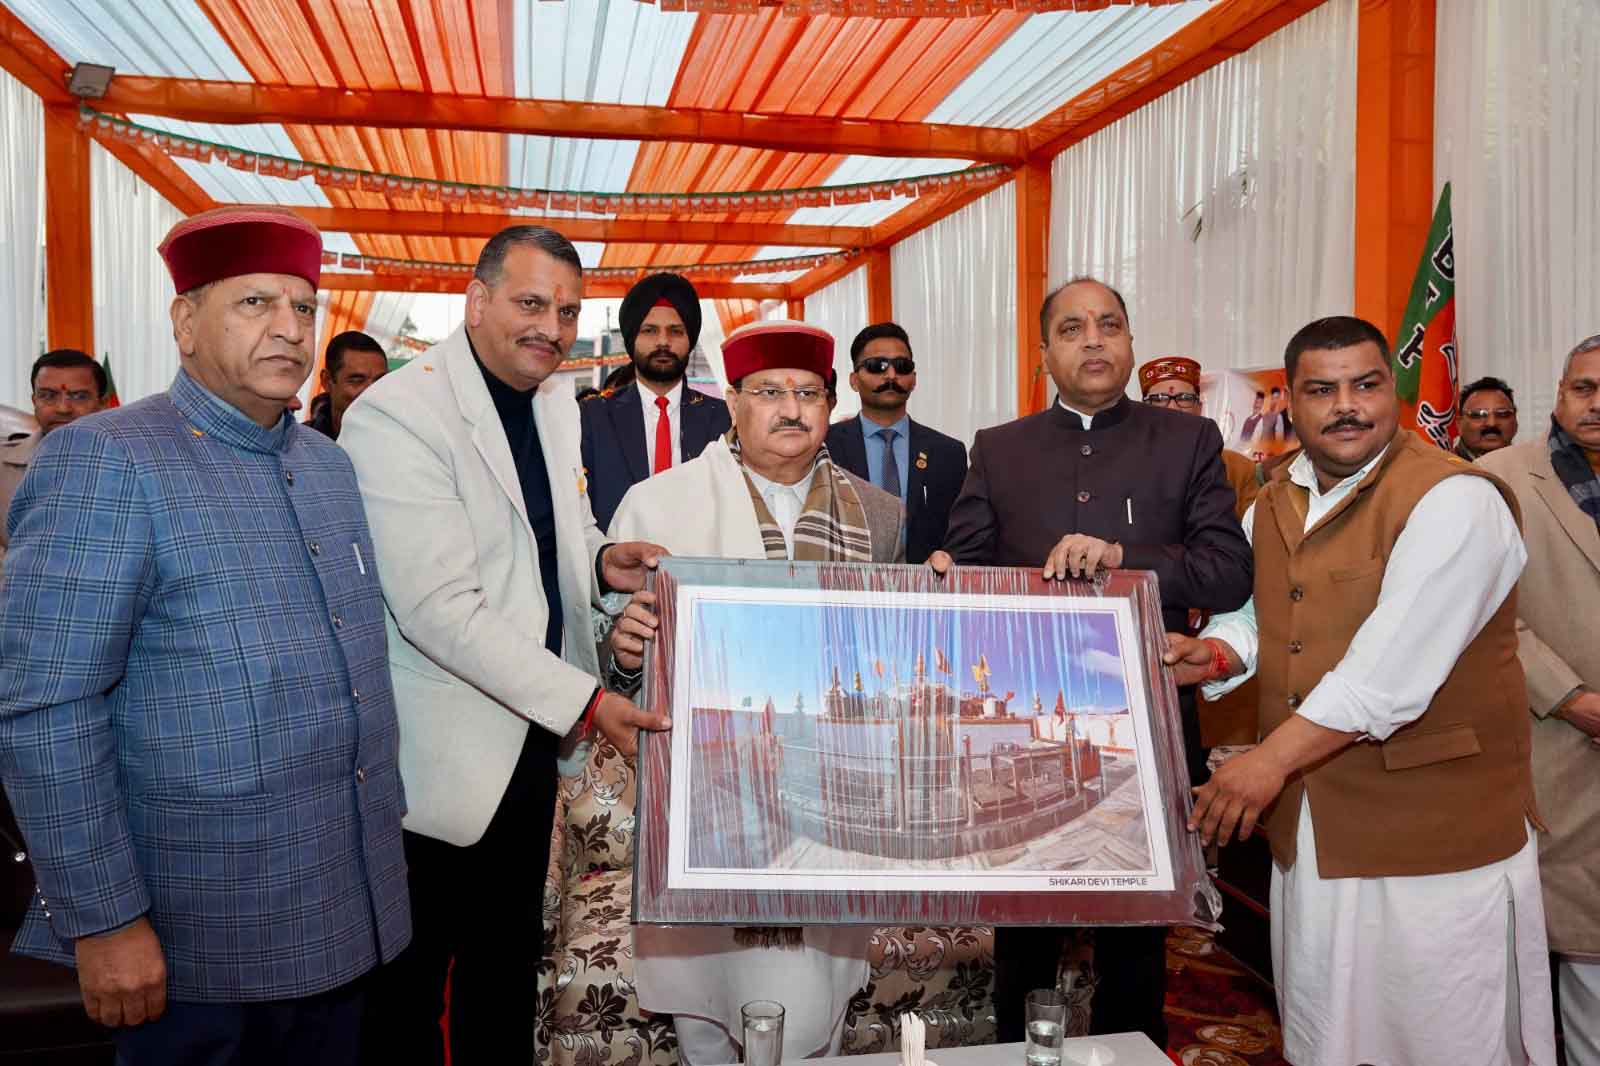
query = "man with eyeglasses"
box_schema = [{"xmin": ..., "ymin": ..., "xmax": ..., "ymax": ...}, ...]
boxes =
[
  {"xmin": 0, "ymin": 349, "xmax": 108, "ymax": 571},
  {"xmin": 825, "ymin": 322, "xmax": 968, "ymax": 563},
  {"xmin": 605, "ymin": 319, "xmax": 902, "ymax": 1066},
  {"xmin": 1455, "ymin": 375, "xmax": 1520, "ymax": 461},
  {"xmin": 1139, "ymin": 356, "xmax": 1262, "ymax": 519},
  {"xmin": 1478, "ymin": 337, "xmax": 1600, "ymax": 1062}
]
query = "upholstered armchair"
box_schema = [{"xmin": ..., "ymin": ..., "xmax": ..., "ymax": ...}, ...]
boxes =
[{"xmin": 536, "ymin": 737, "xmax": 1066, "ymax": 1066}]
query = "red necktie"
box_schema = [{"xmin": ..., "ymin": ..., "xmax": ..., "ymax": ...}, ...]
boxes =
[{"xmin": 653, "ymin": 394, "xmax": 672, "ymax": 474}]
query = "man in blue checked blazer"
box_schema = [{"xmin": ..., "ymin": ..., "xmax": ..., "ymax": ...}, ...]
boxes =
[{"xmin": 0, "ymin": 207, "xmax": 409, "ymax": 1065}]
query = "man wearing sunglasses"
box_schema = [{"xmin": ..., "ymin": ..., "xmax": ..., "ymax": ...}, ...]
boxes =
[
  {"xmin": 1454, "ymin": 376, "xmax": 1520, "ymax": 461},
  {"xmin": 825, "ymin": 322, "xmax": 968, "ymax": 564}
]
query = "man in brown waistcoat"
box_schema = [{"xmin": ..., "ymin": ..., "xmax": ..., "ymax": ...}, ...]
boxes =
[{"xmin": 1165, "ymin": 316, "xmax": 1554, "ymax": 1066}]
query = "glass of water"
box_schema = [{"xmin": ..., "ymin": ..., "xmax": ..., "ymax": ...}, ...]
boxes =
[
  {"xmin": 1024, "ymin": 988, "xmax": 1066, "ymax": 1066},
  {"xmin": 741, "ymin": 999, "xmax": 785, "ymax": 1066}
]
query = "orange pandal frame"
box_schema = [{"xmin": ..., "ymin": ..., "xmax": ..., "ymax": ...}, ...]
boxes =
[
  {"xmin": 1353, "ymin": 0, "xmax": 1436, "ymax": 340},
  {"xmin": 44, "ymin": 106, "xmax": 94, "ymax": 354}
]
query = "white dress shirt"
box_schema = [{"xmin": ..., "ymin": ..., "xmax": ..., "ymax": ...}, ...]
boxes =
[
  {"xmin": 743, "ymin": 464, "xmax": 816, "ymax": 559},
  {"xmin": 640, "ymin": 381, "xmax": 683, "ymax": 471},
  {"xmin": 1201, "ymin": 446, "xmax": 1525, "ymax": 737},
  {"xmin": 1055, "ymin": 397, "xmax": 1098, "ymax": 429},
  {"xmin": 1199, "ymin": 446, "xmax": 1554, "ymax": 1066}
]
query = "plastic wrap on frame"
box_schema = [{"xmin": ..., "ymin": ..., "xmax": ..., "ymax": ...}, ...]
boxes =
[{"xmin": 632, "ymin": 558, "xmax": 1222, "ymax": 930}]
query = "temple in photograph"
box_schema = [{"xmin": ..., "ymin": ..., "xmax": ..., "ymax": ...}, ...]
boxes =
[{"xmin": 690, "ymin": 650, "xmax": 1130, "ymax": 863}]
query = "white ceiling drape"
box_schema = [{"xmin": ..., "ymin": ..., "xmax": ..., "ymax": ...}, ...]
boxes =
[
  {"xmin": 1047, "ymin": 0, "xmax": 1357, "ymax": 379},
  {"xmin": 1435, "ymin": 0, "xmax": 1600, "ymax": 427}
]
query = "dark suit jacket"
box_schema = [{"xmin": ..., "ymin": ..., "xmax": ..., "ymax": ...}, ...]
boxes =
[
  {"xmin": 826, "ymin": 416, "xmax": 967, "ymax": 564},
  {"xmin": 580, "ymin": 382, "xmax": 731, "ymax": 532},
  {"xmin": 943, "ymin": 397, "xmax": 1252, "ymax": 634}
]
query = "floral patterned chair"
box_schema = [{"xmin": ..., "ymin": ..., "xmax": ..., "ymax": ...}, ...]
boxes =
[{"xmin": 536, "ymin": 738, "xmax": 1097, "ymax": 1066}]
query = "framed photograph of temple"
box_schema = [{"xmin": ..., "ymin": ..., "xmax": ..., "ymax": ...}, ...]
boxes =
[{"xmin": 632, "ymin": 558, "xmax": 1219, "ymax": 930}]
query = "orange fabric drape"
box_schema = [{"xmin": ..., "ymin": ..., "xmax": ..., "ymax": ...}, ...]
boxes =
[{"xmin": 1354, "ymin": 0, "xmax": 1437, "ymax": 340}]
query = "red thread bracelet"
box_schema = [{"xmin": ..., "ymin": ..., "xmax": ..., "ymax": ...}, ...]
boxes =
[
  {"xmin": 1206, "ymin": 639, "xmax": 1231, "ymax": 682},
  {"xmin": 581, "ymin": 687, "xmax": 604, "ymax": 737}
]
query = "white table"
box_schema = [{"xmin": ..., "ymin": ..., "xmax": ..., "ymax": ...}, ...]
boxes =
[{"xmin": 729, "ymin": 1037, "xmax": 1170, "ymax": 1066}]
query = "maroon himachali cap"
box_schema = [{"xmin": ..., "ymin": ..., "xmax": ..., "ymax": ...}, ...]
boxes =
[
  {"xmin": 158, "ymin": 206, "xmax": 323, "ymax": 293},
  {"xmin": 721, "ymin": 320, "xmax": 834, "ymax": 384}
]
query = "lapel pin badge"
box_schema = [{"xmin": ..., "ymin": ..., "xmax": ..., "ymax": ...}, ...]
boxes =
[{"xmin": 915, "ymin": 451, "xmax": 929, "ymax": 470}]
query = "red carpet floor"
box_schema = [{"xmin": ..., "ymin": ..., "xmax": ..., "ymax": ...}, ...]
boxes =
[{"xmin": 1164, "ymin": 927, "xmax": 1287, "ymax": 1066}]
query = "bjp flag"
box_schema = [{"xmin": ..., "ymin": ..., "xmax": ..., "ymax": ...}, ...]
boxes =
[
  {"xmin": 1391, "ymin": 184, "xmax": 1458, "ymax": 450},
  {"xmin": 100, "ymin": 354, "xmax": 121, "ymax": 408}
]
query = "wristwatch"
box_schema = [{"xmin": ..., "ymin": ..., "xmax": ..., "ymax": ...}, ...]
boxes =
[{"xmin": 605, "ymin": 657, "xmax": 644, "ymax": 695}]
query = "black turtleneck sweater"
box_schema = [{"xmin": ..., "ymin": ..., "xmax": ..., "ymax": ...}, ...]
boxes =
[{"xmin": 473, "ymin": 344, "xmax": 563, "ymax": 655}]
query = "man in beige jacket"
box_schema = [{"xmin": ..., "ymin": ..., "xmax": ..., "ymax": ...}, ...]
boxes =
[{"xmin": 1479, "ymin": 334, "xmax": 1600, "ymax": 1063}]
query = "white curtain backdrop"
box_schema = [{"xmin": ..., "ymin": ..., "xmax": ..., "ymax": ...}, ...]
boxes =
[
  {"xmin": 91, "ymin": 143, "xmax": 184, "ymax": 404},
  {"xmin": 1435, "ymin": 0, "xmax": 1600, "ymax": 428},
  {"xmin": 803, "ymin": 266, "xmax": 870, "ymax": 421},
  {"xmin": 1, "ymin": 67, "xmax": 45, "ymax": 412},
  {"xmin": 1048, "ymin": 0, "xmax": 1356, "ymax": 378},
  {"xmin": 890, "ymin": 182, "xmax": 1019, "ymax": 445},
  {"xmin": 695, "ymin": 298, "xmax": 729, "ymax": 394}
]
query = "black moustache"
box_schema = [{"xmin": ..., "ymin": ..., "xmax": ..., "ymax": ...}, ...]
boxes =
[
  {"xmin": 874, "ymin": 383, "xmax": 908, "ymax": 394},
  {"xmin": 1480, "ymin": 429, "xmax": 1503, "ymax": 437},
  {"xmin": 1323, "ymin": 419, "xmax": 1374, "ymax": 433},
  {"xmin": 771, "ymin": 420, "xmax": 809, "ymax": 432}
]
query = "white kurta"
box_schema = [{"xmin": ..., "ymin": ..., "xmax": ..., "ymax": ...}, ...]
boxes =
[
  {"xmin": 1200, "ymin": 448, "xmax": 1555, "ymax": 1066},
  {"xmin": 609, "ymin": 442, "xmax": 871, "ymax": 1066}
]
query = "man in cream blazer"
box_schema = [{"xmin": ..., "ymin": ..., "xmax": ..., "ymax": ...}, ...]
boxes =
[
  {"xmin": 340, "ymin": 226, "xmax": 668, "ymax": 1066},
  {"xmin": 1478, "ymin": 336, "xmax": 1600, "ymax": 1062}
]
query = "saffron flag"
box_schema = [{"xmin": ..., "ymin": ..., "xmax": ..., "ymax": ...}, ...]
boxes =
[
  {"xmin": 1391, "ymin": 183, "xmax": 1458, "ymax": 450},
  {"xmin": 101, "ymin": 354, "xmax": 121, "ymax": 408}
]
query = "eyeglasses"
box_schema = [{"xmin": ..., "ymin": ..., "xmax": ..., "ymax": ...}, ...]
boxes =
[
  {"xmin": 33, "ymin": 388, "xmax": 97, "ymax": 406},
  {"xmin": 858, "ymin": 356, "xmax": 916, "ymax": 375},
  {"xmin": 739, "ymin": 385, "xmax": 829, "ymax": 406},
  {"xmin": 1463, "ymin": 408, "xmax": 1516, "ymax": 421},
  {"xmin": 1144, "ymin": 392, "xmax": 1200, "ymax": 408}
]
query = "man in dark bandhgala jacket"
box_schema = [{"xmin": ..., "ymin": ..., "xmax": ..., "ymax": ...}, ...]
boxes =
[
  {"xmin": 932, "ymin": 276, "xmax": 1252, "ymax": 1052},
  {"xmin": 580, "ymin": 272, "xmax": 730, "ymax": 531}
]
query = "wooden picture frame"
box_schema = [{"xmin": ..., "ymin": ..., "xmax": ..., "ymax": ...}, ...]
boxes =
[{"xmin": 632, "ymin": 558, "xmax": 1219, "ymax": 929}]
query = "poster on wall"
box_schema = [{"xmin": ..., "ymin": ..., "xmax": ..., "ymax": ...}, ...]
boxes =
[
  {"xmin": 1200, "ymin": 367, "xmax": 1299, "ymax": 461},
  {"xmin": 631, "ymin": 558, "xmax": 1220, "ymax": 930}
]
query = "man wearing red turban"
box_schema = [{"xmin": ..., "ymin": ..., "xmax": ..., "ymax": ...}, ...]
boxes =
[{"xmin": 580, "ymin": 271, "xmax": 730, "ymax": 531}]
